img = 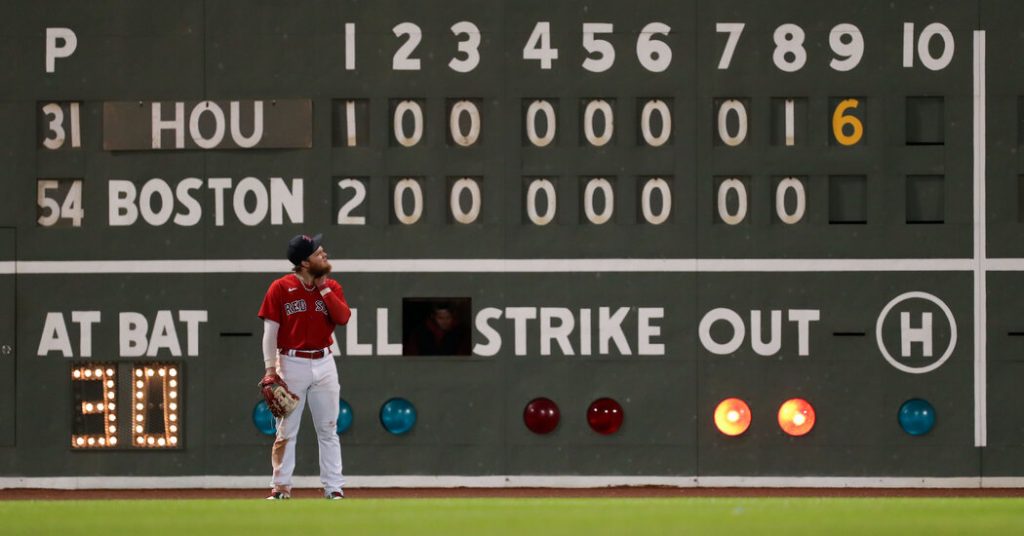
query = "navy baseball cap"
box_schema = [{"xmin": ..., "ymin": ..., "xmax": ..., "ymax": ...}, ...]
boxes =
[{"xmin": 287, "ymin": 233, "xmax": 322, "ymax": 265}]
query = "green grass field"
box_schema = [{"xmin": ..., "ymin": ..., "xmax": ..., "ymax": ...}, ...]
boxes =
[{"xmin": 3, "ymin": 498, "xmax": 1023, "ymax": 535}]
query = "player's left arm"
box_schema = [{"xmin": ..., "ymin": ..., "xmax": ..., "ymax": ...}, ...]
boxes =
[{"xmin": 317, "ymin": 278, "xmax": 352, "ymax": 325}]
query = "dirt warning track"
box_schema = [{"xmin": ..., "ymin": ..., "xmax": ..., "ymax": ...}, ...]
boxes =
[{"xmin": 3, "ymin": 487, "xmax": 1024, "ymax": 500}]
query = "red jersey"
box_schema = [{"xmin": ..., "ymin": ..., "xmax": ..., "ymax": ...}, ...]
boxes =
[{"xmin": 258, "ymin": 274, "xmax": 352, "ymax": 350}]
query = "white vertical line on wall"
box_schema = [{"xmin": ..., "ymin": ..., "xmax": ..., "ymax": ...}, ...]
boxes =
[
  {"xmin": 345, "ymin": 23, "xmax": 355, "ymax": 70},
  {"xmin": 973, "ymin": 30, "xmax": 987, "ymax": 448}
]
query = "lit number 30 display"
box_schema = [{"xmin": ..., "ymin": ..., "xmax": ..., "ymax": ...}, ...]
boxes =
[{"xmin": 71, "ymin": 363, "xmax": 181, "ymax": 449}]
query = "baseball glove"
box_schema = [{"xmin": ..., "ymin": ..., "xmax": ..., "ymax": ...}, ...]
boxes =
[{"xmin": 259, "ymin": 374, "xmax": 299, "ymax": 418}]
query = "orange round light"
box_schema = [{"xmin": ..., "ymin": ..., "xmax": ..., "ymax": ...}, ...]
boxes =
[
  {"xmin": 777, "ymin": 398, "xmax": 815, "ymax": 436},
  {"xmin": 713, "ymin": 398, "xmax": 752, "ymax": 436}
]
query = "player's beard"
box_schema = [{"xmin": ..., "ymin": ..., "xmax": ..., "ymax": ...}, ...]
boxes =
[{"xmin": 309, "ymin": 262, "xmax": 331, "ymax": 278}]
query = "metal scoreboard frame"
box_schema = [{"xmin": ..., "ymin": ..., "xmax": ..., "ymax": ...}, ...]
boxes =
[{"xmin": 1, "ymin": 0, "xmax": 1024, "ymax": 488}]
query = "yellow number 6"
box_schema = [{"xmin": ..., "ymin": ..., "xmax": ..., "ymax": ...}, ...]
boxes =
[{"xmin": 832, "ymin": 99, "xmax": 862, "ymax": 146}]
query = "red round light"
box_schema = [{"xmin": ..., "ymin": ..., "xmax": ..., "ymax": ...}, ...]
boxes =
[
  {"xmin": 523, "ymin": 397, "xmax": 560, "ymax": 434},
  {"xmin": 777, "ymin": 398, "xmax": 816, "ymax": 436},
  {"xmin": 586, "ymin": 397, "xmax": 624, "ymax": 435},
  {"xmin": 714, "ymin": 398, "xmax": 752, "ymax": 436}
]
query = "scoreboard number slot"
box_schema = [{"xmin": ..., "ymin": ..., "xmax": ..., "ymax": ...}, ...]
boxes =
[
  {"xmin": 525, "ymin": 99, "xmax": 557, "ymax": 147},
  {"xmin": 831, "ymin": 98, "xmax": 864, "ymax": 146},
  {"xmin": 331, "ymin": 99, "xmax": 369, "ymax": 147},
  {"xmin": 716, "ymin": 99, "xmax": 749, "ymax": 146},
  {"xmin": 582, "ymin": 99, "xmax": 614, "ymax": 146},
  {"xmin": 335, "ymin": 178, "xmax": 367, "ymax": 226},
  {"xmin": 392, "ymin": 100, "xmax": 425, "ymax": 147},
  {"xmin": 37, "ymin": 179, "xmax": 84, "ymax": 227},
  {"xmin": 392, "ymin": 178, "xmax": 424, "ymax": 225},
  {"xmin": 40, "ymin": 101, "xmax": 81, "ymax": 150},
  {"xmin": 447, "ymin": 100, "xmax": 482, "ymax": 147},
  {"xmin": 525, "ymin": 178, "xmax": 557, "ymax": 226},
  {"xmin": 640, "ymin": 177, "xmax": 672, "ymax": 225},
  {"xmin": 449, "ymin": 177, "xmax": 482, "ymax": 225},
  {"xmin": 770, "ymin": 98, "xmax": 807, "ymax": 147},
  {"xmin": 775, "ymin": 177, "xmax": 807, "ymax": 225},
  {"xmin": 582, "ymin": 177, "xmax": 615, "ymax": 225},
  {"xmin": 640, "ymin": 99, "xmax": 672, "ymax": 147},
  {"xmin": 716, "ymin": 177, "xmax": 749, "ymax": 225}
]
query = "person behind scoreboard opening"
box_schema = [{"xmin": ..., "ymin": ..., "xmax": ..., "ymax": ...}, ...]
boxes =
[
  {"xmin": 404, "ymin": 301, "xmax": 472, "ymax": 356},
  {"xmin": 258, "ymin": 233, "xmax": 352, "ymax": 500}
]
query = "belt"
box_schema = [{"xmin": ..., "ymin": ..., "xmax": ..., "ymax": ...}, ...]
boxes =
[{"xmin": 283, "ymin": 348, "xmax": 330, "ymax": 359}]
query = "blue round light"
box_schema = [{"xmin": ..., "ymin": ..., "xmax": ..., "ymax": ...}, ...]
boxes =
[
  {"xmin": 380, "ymin": 397, "xmax": 417, "ymax": 435},
  {"xmin": 252, "ymin": 400, "xmax": 277, "ymax": 436},
  {"xmin": 898, "ymin": 398, "xmax": 936, "ymax": 436},
  {"xmin": 337, "ymin": 399, "xmax": 354, "ymax": 434}
]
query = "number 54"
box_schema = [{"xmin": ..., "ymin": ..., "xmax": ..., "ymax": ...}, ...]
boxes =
[{"xmin": 37, "ymin": 179, "xmax": 84, "ymax": 227}]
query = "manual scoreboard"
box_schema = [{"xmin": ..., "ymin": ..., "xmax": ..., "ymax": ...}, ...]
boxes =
[{"xmin": 1, "ymin": 0, "xmax": 1023, "ymax": 483}]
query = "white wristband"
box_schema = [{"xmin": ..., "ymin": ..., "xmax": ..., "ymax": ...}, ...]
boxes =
[{"xmin": 319, "ymin": 287, "xmax": 331, "ymax": 297}]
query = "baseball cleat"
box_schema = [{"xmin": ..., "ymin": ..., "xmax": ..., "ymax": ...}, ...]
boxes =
[
  {"xmin": 326, "ymin": 491, "xmax": 345, "ymax": 500},
  {"xmin": 266, "ymin": 491, "xmax": 291, "ymax": 500}
]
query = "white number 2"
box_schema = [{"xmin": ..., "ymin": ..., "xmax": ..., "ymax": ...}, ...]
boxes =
[
  {"xmin": 336, "ymin": 179, "xmax": 366, "ymax": 225},
  {"xmin": 393, "ymin": 22, "xmax": 422, "ymax": 70}
]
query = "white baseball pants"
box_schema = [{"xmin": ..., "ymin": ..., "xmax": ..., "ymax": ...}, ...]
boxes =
[{"xmin": 270, "ymin": 354, "xmax": 345, "ymax": 494}]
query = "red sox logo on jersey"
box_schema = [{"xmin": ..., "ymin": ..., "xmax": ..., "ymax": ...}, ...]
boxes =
[
  {"xmin": 284, "ymin": 299, "xmax": 307, "ymax": 315},
  {"xmin": 283, "ymin": 299, "xmax": 327, "ymax": 316}
]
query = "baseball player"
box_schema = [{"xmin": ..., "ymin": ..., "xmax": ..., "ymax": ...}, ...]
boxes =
[{"xmin": 258, "ymin": 233, "xmax": 352, "ymax": 500}]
